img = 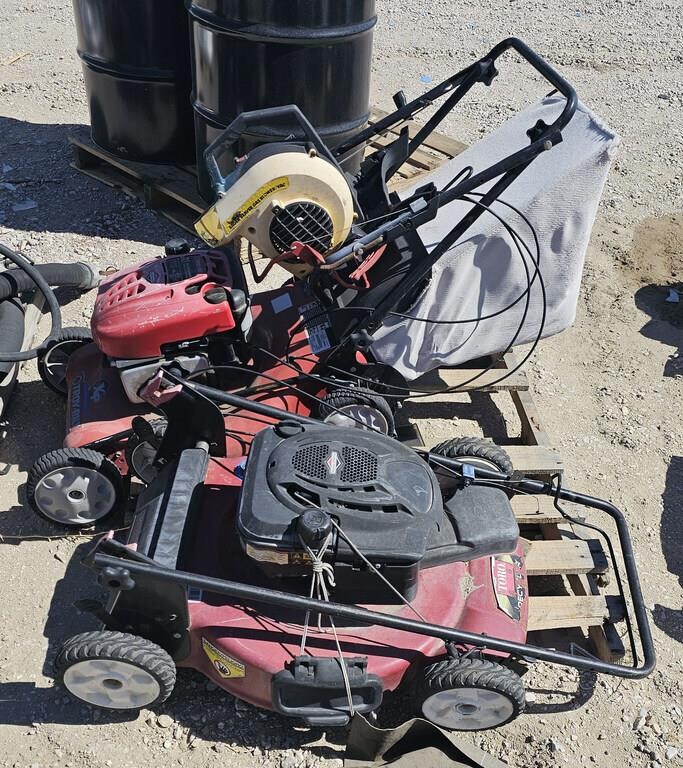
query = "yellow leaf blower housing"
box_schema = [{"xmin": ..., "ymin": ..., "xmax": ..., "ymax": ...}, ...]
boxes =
[{"xmin": 194, "ymin": 106, "xmax": 359, "ymax": 279}]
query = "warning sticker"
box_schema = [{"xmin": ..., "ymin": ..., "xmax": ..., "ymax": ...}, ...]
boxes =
[
  {"xmin": 222, "ymin": 176, "xmax": 290, "ymax": 237},
  {"xmin": 201, "ymin": 638, "xmax": 246, "ymax": 679},
  {"xmin": 299, "ymin": 300, "xmax": 332, "ymax": 355}
]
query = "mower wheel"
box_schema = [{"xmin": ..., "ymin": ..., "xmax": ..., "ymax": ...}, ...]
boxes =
[
  {"xmin": 315, "ymin": 388, "xmax": 395, "ymax": 435},
  {"xmin": 430, "ymin": 437, "xmax": 513, "ymax": 475},
  {"xmin": 125, "ymin": 419, "xmax": 167, "ymax": 482},
  {"xmin": 27, "ymin": 447, "xmax": 124, "ymax": 528},
  {"xmin": 418, "ymin": 657, "xmax": 525, "ymax": 731},
  {"xmin": 55, "ymin": 630, "xmax": 176, "ymax": 710},
  {"xmin": 37, "ymin": 326, "xmax": 92, "ymax": 396}
]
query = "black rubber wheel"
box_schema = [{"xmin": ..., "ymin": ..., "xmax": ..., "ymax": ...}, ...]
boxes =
[
  {"xmin": 430, "ymin": 437, "xmax": 513, "ymax": 475},
  {"xmin": 125, "ymin": 419, "xmax": 167, "ymax": 482},
  {"xmin": 417, "ymin": 657, "xmax": 525, "ymax": 730},
  {"xmin": 55, "ymin": 630, "xmax": 176, "ymax": 710},
  {"xmin": 37, "ymin": 326, "xmax": 92, "ymax": 396},
  {"xmin": 26, "ymin": 447, "xmax": 124, "ymax": 528},
  {"xmin": 314, "ymin": 388, "xmax": 395, "ymax": 435}
]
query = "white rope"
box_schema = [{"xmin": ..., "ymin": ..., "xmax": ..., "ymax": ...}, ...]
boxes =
[{"xmin": 298, "ymin": 531, "xmax": 356, "ymax": 717}]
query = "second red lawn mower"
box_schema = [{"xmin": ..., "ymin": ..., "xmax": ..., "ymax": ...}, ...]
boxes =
[{"xmin": 27, "ymin": 38, "xmax": 616, "ymax": 528}]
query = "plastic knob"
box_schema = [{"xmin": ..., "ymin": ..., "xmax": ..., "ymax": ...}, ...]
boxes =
[{"xmin": 164, "ymin": 238, "xmax": 190, "ymax": 256}]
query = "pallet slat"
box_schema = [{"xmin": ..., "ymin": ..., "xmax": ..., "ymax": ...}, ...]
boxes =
[
  {"xmin": 370, "ymin": 107, "xmax": 467, "ymax": 159},
  {"xmin": 527, "ymin": 595, "xmax": 623, "ymax": 632},
  {"xmin": 505, "ymin": 446, "xmax": 563, "ymax": 477},
  {"xmin": 525, "ymin": 539, "xmax": 608, "ymax": 576},
  {"xmin": 411, "ymin": 366, "xmax": 529, "ymax": 393},
  {"xmin": 511, "ymin": 496, "xmax": 568, "ymax": 526}
]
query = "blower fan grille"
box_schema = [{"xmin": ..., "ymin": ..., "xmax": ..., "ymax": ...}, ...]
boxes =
[{"xmin": 269, "ymin": 202, "xmax": 334, "ymax": 255}]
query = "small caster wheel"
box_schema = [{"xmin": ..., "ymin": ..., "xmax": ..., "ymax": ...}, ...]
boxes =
[
  {"xmin": 430, "ymin": 436, "xmax": 513, "ymax": 475},
  {"xmin": 26, "ymin": 447, "xmax": 124, "ymax": 528},
  {"xmin": 315, "ymin": 388, "xmax": 395, "ymax": 435},
  {"xmin": 55, "ymin": 630, "xmax": 176, "ymax": 710},
  {"xmin": 37, "ymin": 326, "xmax": 92, "ymax": 396},
  {"xmin": 417, "ymin": 657, "xmax": 525, "ymax": 731},
  {"xmin": 125, "ymin": 418, "xmax": 167, "ymax": 482}
]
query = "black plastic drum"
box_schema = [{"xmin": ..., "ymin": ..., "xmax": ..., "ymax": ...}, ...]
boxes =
[
  {"xmin": 188, "ymin": 0, "xmax": 376, "ymax": 200},
  {"xmin": 73, "ymin": 0, "xmax": 194, "ymax": 163}
]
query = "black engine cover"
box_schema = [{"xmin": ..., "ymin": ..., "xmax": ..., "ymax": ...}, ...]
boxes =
[{"xmin": 237, "ymin": 422, "xmax": 444, "ymax": 602}]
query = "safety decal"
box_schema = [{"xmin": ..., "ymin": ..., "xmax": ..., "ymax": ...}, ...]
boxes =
[
  {"xmin": 222, "ymin": 176, "xmax": 290, "ymax": 237},
  {"xmin": 201, "ymin": 637, "xmax": 246, "ymax": 679},
  {"xmin": 299, "ymin": 300, "xmax": 332, "ymax": 354},
  {"xmin": 491, "ymin": 554, "xmax": 526, "ymax": 622}
]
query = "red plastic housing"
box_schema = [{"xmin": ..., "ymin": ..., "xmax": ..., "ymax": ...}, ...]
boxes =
[{"xmin": 91, "ymin": 250, "xmax": 238, "ymax": 359}]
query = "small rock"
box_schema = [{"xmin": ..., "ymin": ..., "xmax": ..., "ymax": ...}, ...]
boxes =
[
  {"xmin": 163, "ymin": 739, "xmax": 172, "ymax": 749},
  {"xmin": 634, "ymin": 714, "xmax": 648, "ymax": 731},
  {"xmin": 664, "ymin": 748, "xmax": 678, "ymax": 760},
  {"xmin": 157, "ymin": 714, "xmax": 174, "ymax": 728}
]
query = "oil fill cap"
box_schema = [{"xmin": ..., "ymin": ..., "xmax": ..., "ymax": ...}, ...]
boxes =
[{"xmin": 298, "ymin": 508, "xmax": 333, "ymax": 547}]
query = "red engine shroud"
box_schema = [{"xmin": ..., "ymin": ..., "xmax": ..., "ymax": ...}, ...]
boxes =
[{"xmin": 91, "ymin": 250, "xmax": 238, "ymax": 359}]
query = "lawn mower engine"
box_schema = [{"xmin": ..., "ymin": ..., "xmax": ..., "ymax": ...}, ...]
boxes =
[
  {"xmin": 90, "ymin": 242, "xmax": 250, "ymax": 405},
  {"xmin": 238, "ymin": 423, "xmax": 521, "ymax": 605}
]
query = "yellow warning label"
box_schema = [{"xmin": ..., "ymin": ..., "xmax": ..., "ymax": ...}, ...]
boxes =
[
  {"xmin": 201, "ymin": 637, "xmax": 246, "ymax": 679},
  {"xmin": 194, "ymin": 208, "xmax": 223, "ymax": 246},
  {"xmin": 221, "ymin": 176, "xmax": 290, "ymax": 236}
]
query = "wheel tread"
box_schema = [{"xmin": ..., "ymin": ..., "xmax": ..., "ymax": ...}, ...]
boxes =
[
  {"xmin": 55, "ymin": 630, "xmax": 176, "ymax": 710},
  {"xmin": 26, "ymin": 447, "xmax": 124, "ymax": 528},
  {"xmin": 418, "ymin": 657, "xmax": 526, "ymax": 730},
  {"xmin": 430, "ymin": 437, "xmax": 514, "ymax": 475}
]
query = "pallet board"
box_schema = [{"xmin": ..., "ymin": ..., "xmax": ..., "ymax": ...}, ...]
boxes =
[
  {"xmin": 527, "ymin": 595, "xmax": 624, "ymax": 632},
  {"xmin": 525, "ymin": 539, "xmax": 608, "ymax": 577}
]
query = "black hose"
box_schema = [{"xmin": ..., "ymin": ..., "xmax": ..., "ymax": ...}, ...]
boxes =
[{"xmin": 0, "ymin": 260, "xmax": 99, "ymax": 301}]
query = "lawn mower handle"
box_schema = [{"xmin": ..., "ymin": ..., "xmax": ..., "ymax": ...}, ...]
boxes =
[
  {"xmin": 334, "ymin": 37, "xmax": 576, "ymax": 167},
  {"xmin": 0, "ymin": 242, "xmax": 62, "ymax": 362}
]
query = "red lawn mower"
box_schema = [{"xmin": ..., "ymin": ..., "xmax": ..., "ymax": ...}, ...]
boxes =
[
  {"xmin": 26, "ymin": 38, "xmax": 610, "ymax": 528},
  {"xmin": 51, "ymin": 378, "xmax": 653, "ymax": 730}
]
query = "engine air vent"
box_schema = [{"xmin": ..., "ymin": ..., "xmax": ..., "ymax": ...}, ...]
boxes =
[
  {"xmin": 339, "ymin": 445, "xmax": 378, "ymax": 484},
  {"xmin": 292, "ymin": 443, "xmax": 330, "ymax": 480}
]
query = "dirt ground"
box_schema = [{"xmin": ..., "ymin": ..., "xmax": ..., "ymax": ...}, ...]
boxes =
[{"xmin": 0, "ymin": 1, "xmax": 681, "ymax": 767}]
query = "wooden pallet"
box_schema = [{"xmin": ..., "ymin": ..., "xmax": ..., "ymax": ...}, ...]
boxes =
[
  {"xmin": 67, "ymin": 107, "xmax": 465, "ymax": 237},
  {"xmin": 66, "ymin": 114, "xmax": 624, "ymax": 664},
  {"xmin": 403, "ymin": 350, "xmax": 625, "ymax": 662}
]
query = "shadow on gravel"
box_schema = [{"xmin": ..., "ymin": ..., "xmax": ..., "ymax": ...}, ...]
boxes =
[
  {"xmin": 0, "ymin": 379, "xmax": 65, "ymax": 475},
  {"xmin": 654, "ymin": 455, "xmax": 683, "ymax": 645},
  {"xmin": 0, "ymin": 115, "xmax": 178, "ymax": 245},
  {"xmin": 402, "ymin": 391, "xmax": 514, "ymax": 445},
  {"xmin": 634, "ymin": 283, "xmax": 683, "ymax": 378}
]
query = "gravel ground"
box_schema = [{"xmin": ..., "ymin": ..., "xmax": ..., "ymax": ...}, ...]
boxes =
[{"xmin": 0, "ymin": 1, "xmax": 681, "ymax": 767}]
